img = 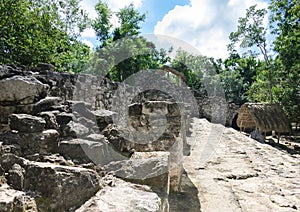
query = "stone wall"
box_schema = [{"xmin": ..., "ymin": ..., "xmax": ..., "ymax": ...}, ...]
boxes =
[{"xmin": 0, "ymin": 65, "xmax": 189, "ymax": 211}]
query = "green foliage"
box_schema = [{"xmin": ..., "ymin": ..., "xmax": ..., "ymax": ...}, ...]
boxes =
[
  {"xmin": 0, "ymin": 0, "xmax": 90, "ymax": 72},
  {"xmin": 228, "ymin": 5, "xmax": 274, "ymax": 103},
  {"xmin": 113, "ymin": 4, "xmax": 146, "ymax": 40},
  {"xmin": 269, "ymin": 0, "xmax": 300, "ymax": 122},
  {"xmin": 218, "ymin": 54, "xmax": 258, "ymax": 104},
  {"xmin": 228, "ymin": 5, "xmax": 268, "ymax": 56},
  {"xmin": 91, "ymin": 1, "xmax": 168, "ymax": 81},
  {"xmin": 227, "ymin": 1, "xmax": 299, "ymax": 123},
  {"xmin": 92, "ymin": 1, "xmax": 112, "ymax": 48},
  {"xmin": 171, "ymin": 50, "xmax": 206, "ymax": 93}
]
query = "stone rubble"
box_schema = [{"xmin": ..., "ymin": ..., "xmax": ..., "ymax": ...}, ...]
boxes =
[{"xmin": 0, "ymin": 65, "xmax": 185, "ymax": 211}]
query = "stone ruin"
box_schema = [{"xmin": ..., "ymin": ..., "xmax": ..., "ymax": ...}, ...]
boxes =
[{"xmin": 0, "ymin": 64, "xmax": 239, "ymax": 211}]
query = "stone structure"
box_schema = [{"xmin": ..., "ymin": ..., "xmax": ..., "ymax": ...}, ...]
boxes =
[{"xmin": 0, "ymin": 65, "xmax": 189, "ymax": 211}]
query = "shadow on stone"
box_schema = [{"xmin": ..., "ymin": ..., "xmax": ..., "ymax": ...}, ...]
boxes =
[{"xmin": 169, "ymin": 169, "xmax": 201, "ymax": 212}]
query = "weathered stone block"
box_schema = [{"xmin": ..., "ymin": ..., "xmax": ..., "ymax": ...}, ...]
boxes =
[
  {"xmin": 103, "ymin": 156, "xmax": 169, "ymax": 193},
  {"xmin": 39, "ymin": 111, "xmax": 59, "ymax": 129},
  {"xmin": 0, "ymin": 75, "xmax": 48, "ymax": 105},
  {"xmin": 24, "ymin": 162, "xmax": 100, "ymax": 211},
  {"xmin": 1, "ymin": 130, "xmax": 59, "ymax": 155},
  {"xmin": 9, "ymin": 114, "xmax": 46, "ymax": 133},
  {"xmin": 0, "ymin": 154, "xmax": 27, "ymax": 172},
  {"xmin": 7, "ymin": 164, "xmax": 25, "ymax": 191},
  {"xmin": 92, "ymin": 109, "xmax": 117, "ymax": 131},
  {"xmin": 142, "ymin": 101, "xmax": 169, "ymax": 115},
  {"xmin": 0, "ymin": 105, "xmax": 34, "ymax": 124},
  {"xmin": 56, "ymin": 112, "xmax": 75, "ymax": 127},
  {"xmin": 32, "ymin": 97, "xmax": 62, "ymax": 114},
  {"xmin": 0, "ymin": 184, "xmax": 37, "ymax": 212},
  {"xmin": 62, "ymin": 121, "xmax": 89, "ymax": 138},
  {"xmin": 76, "ymin": 178, "xmax": 161, "ymax": 212},
  {"xmin": 58, "ymin": 139, "xmax": 127, "ymax": 165}
]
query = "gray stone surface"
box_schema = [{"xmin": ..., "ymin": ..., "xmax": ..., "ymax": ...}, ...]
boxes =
[
  {"xmin": 76, "ymin": 178, "xmax": 161, "ymax": 212},
  {"xmin": 62, "ymin": 121, "xmax": 89, "ymax": 138},
  {"xmin": 0, "ymin": 104, "xmax": 34, "ymax": 124},
  {"xmin": 92, "ymin": 109, "xmax": 116, "ymax": 131},
  {"xmin": 183, "ymin": 118, "xmax": 300, "ymax": 212},
  {"xmin": 39, "ymin": 111, "xmax": 59, "ymax": 129},
  {"xmin": 0, "ymin": 75, "xmax": 48, "ymax": 105},
  {"xmin": 58, "ymin": 139, "xmax": 127, "ymax": 165},
  {"xmin": 24, "ymin": 161, "xmax": 100, "ymax": 211},
  {"xmin": 7, "ymin": 164, "xmax": 25, "ymax": 191},
  {"xmin": 0, "ymin": 184, "xmax": 37, "ymax": 212},
  {"xmin": 9, "ymin": 114, "xmax": 46, "ymax": 133},
  {"xmin": 32, "ymin": 96, "xmax": 62, "ymax": 114},
  {"xmin": 1, "ymin": 130, "xmax": 59, "ymax": 155},
  {"xmin": 103, "ymin": 154, "xmax": 169, "ymax": 193}
]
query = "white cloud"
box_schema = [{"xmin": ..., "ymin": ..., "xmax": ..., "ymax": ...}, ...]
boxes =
[
  {"xmin": 107, "ymin": 0, "xmax": 143, "ymax": 11},
  {"xmin": 80, "ymin": 0, "xmax": 98, "ymax": 19},
  {"xmin": 82, "ymin": 39, "xmax": 94, "ymax": 49},
  {"xmin": 80, "ymin": 27, "xmax": 96, "ymax": 37},
  {"xmin": 154, "ymin": 0, "xmax": 269, "ymax": 59}
]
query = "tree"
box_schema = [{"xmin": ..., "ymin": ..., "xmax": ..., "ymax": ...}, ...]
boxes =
[
  {"xmin": 112, "ymin": 4, "xmax": 146, "ymax": 40},
  {"xmin": 0, "ymin": 0, "xmax": 90, "ymax": 72},
  {"xmin": 269, "ymin": 0, "xmax": 300, "ymax": 123},
  {"xmin": 91, "ymin": 1, "xmax": 168, "ymax": 81},
  {"xmin": 92, "ymin": 0, "xmax": 112, "ymax": 48},
  {"xmin": 171, "ymin": 50, "xmax": 206, "ymax": 92},
  {"xmin": 228, "ymin": 5, "xmax": 274, "ymax": 102},
  {"xmin": 218, "ymin": 53, "xmax": 258, "ymax": 104}
]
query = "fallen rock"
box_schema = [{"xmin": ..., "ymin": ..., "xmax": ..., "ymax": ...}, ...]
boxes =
[
  {"xmin": 69, "ymin": 101, "xmax": 94, "ymax": 120},
  {"xmin": 62, "ymin": 121, "xmax": 89, "ymax": 138},
  {"xmin": 39, "ymin": 111, "xmax": 59, "ymax": 129},
  {"xmin": 104, "ymin": 152, "xmax": 170, "ymax": 194},
  {"xmin": 39, "ymin": 154, "xmax": 74, "ymax": 166},
  {"xmin": 92, "ymin": 110, "xmax": 116, "ymax": 131},
  {"xmin": 0, "ymin": 154, "xmax": 28, "ymax": 172},
  {"xmin": 102, "ymin": 124, "xmax": 135, "ymax": 154},
  {"xmin": 32, "ymin": 97, "xmax": 62, "ymax": 114},
  {"xmin": 103, "ymin": 124, "xmax": 177, "ymax": 153},
  {"xmin": 7, "ymin": 164, "xmax": 25, "ymax": 190},
  {"xmin": 2, "ymin": 130, "xmax": 59, "ymax": 155},
  {"xmin": 0, "ymin": 184, "xmax": 37, "ymax": 211},
  {"xmin": 56, "ymin": 112, "xmax": 75, "ymax": 128},
  {"xmin": 58, "ymin": 139, "xmax": 127, "ymax": 165},
  {"xmin": 9, "ymin": 114, "xmax": 46, "ymax": 133},
  {"xmin": 76, "ymin": 178, "xmax": 161, "ymax": 212},
  {"xmin": 24, "ymin": 161, "xmax": 100, "ymax": 211},
  {"xmin": 0, "ymin": 65, "xmax": 22, "ymax": 80},
  {"xmin": 0, "ymin": 75, "xmax": 48, "ymax": 105}
]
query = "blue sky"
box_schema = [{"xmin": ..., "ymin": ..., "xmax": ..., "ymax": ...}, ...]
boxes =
[{"xmin": 80, "ymin": 0, "xmax": 270, "ymax": 59}]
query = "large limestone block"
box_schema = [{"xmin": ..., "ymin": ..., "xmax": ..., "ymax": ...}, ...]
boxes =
[
  {"xmin": 32, "ymin": 97, "xmax": 62, "ymax": 114},
  {"xmin": 0, "ymin": 184, "xmax": 37, "ymax": 212},
  {"xmin": 103, "ymin": 152, "xmax": 170, "ymax": 194},
  {"xmin": 9, "ymin": 114, "xmax": 46, "ymax": 133},
  {"xmin": 76, "ymin": 178, "xmax": 161, "ymax": 212},
  {"xmin": 0, "ymin": 75, "xmax": 48, "ymax": 105},
  {"xmin": 102, "ymin": 124, "xmax": 178, "ymax": 153},
  {"xmin": 24, "ymin": 162, "xmax": 100, "ymax": 211},
  {"xmin": 58, "ymin": 139, "xmax": 127, "ymax": 165},
  {"xmin": 1, "ymin": 129, "xmax": 59, "ymax": 156},
  {"xmin": 92, "ymin": 109, "xmax": 117, "ymax": 131}
]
